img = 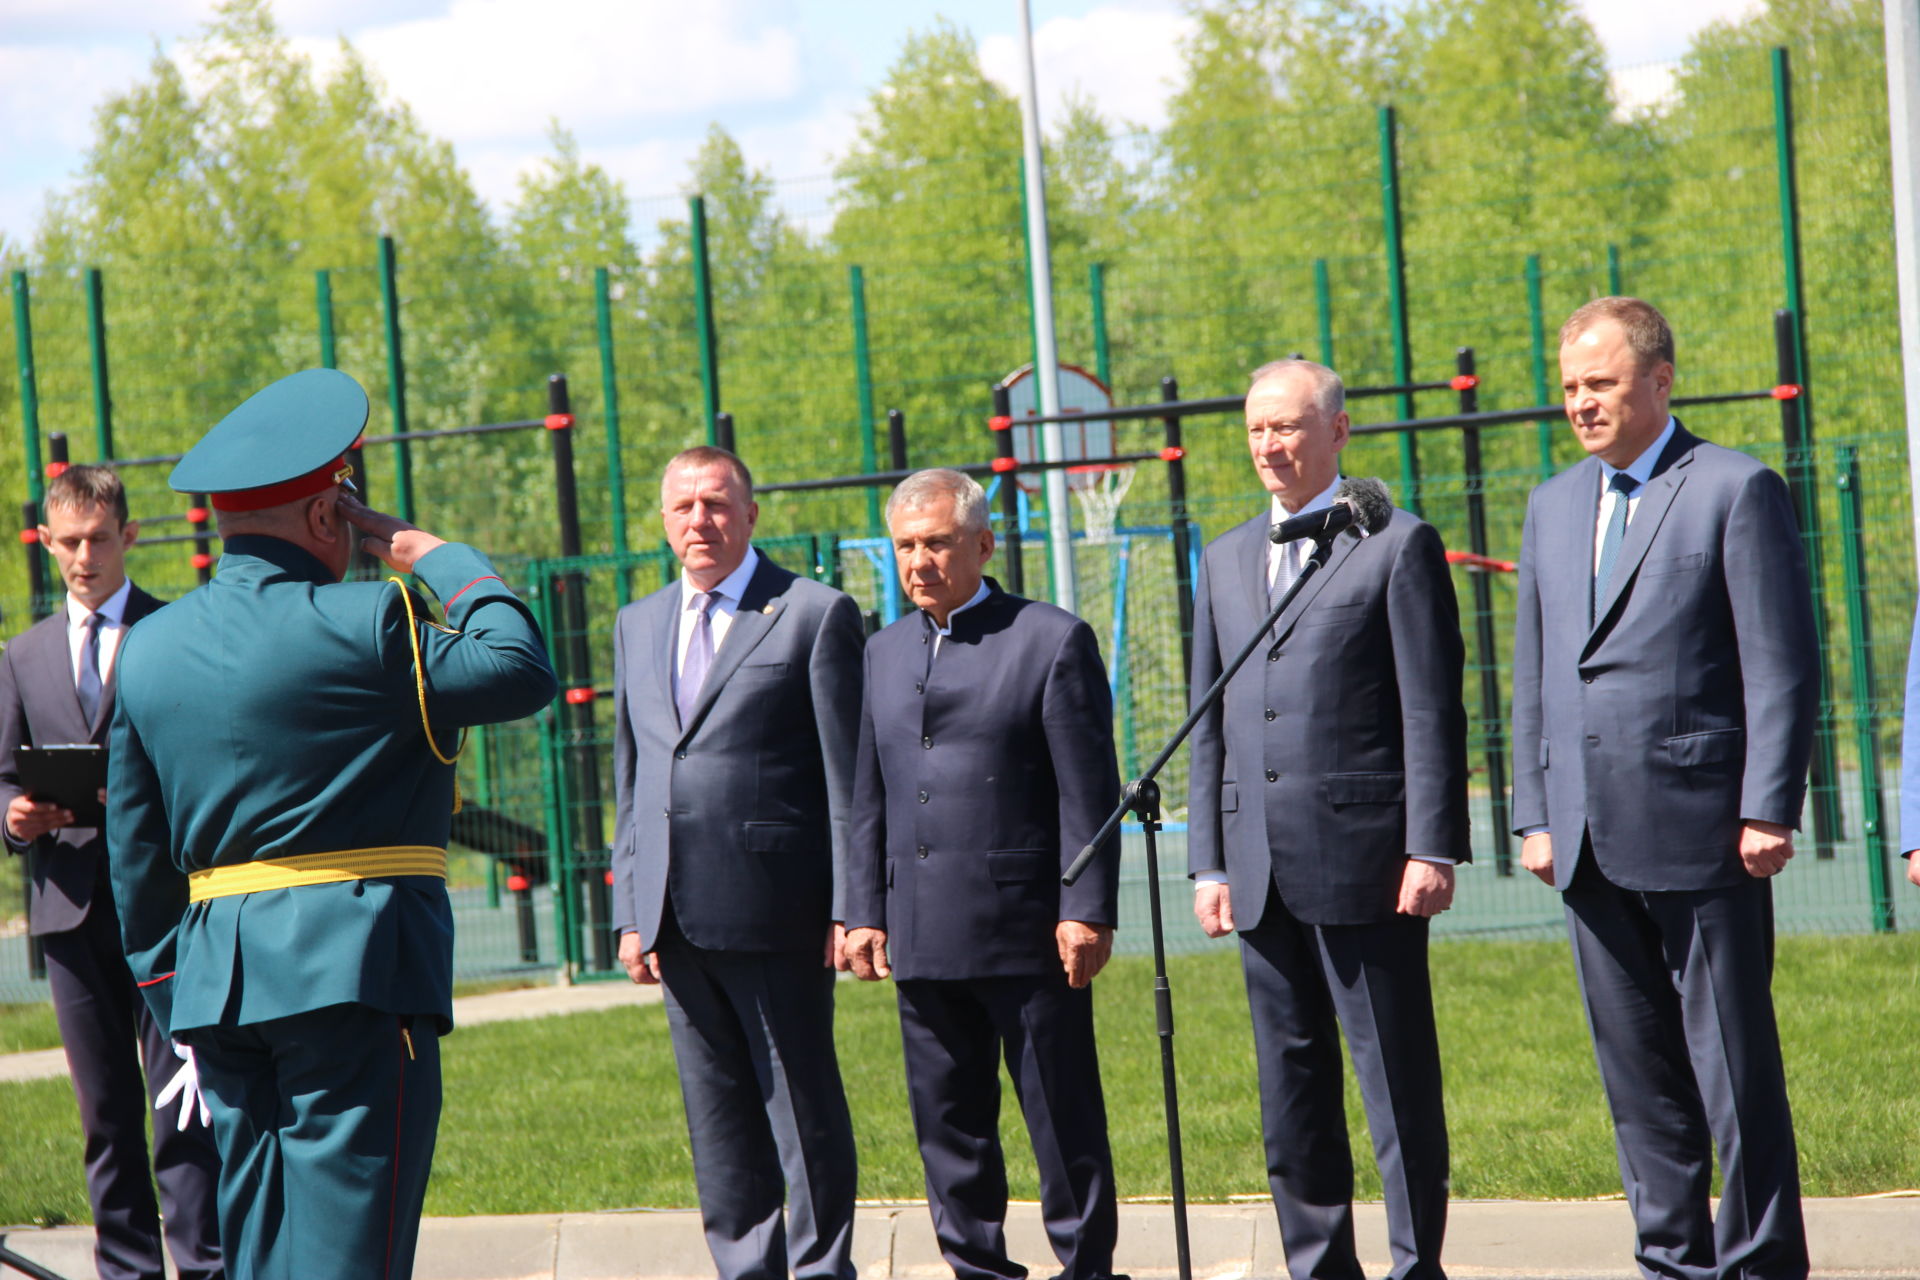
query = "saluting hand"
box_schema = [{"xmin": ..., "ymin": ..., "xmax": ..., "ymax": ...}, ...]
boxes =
[
  {"xmin": 845, "ymin": 927, "xmax": 890, "ymax": 981},
  {"xmin": 1056, "ymin": 921, "xmax": 1113, "ymax": 988},
  {"xmin": 338, "ymin": 493, "xmax": 446, "ymax": 574}
]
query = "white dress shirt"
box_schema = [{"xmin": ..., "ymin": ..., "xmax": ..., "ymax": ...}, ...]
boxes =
[
  {"xmin": 66, "ymin": 577, "xmax": 133, "ymax": 692},
  {"xmin": 674, "ymin": 545, "xmax": 761, "ymax": 686},
  {"xmin": 928, "ymin": 580, "xmax": 991, "ymax": 657},
  {"xmin": 1591, "ymin": 416, "xmax": 1678, "ymax": 574}
]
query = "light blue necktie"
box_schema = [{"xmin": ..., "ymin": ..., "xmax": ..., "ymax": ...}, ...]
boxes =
[
  {"xmin": 1592, "ymin": 472, "xmax": 1639, "ymax": 623},
  {"xmin": 676, "ymin": 592, "xmax": 716, "ymax": 726}
]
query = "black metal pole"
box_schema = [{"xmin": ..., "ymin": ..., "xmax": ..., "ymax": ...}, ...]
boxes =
[
  {"xmin": 1774, "ymin": 310, "xmax": 1840, "ymax": 856},
  {"xmin": 48, "ymin": 432, "xmax": 68, "ymax": 471},
  {"xmin": 887, "ymin": 409, "xmax": 908, "ymax": 472},
  {"xmin": 1455, "ymin": 351, "xmax": 1512, "ymax": 875},
  {"xmin": 715, "ymin": 411, "xmax": 736, "ymax": 456},
  {"xmin": 550, "ymin": 374, "xmax": 612, "ymax": 970},
  {"xmin": 0, "ymin": 1236, "xmax": 76, "ymax": 1280},
  {"xmin": 21, "ymin": 502, "xmax": 48, "ymax": 620},
  {"xmin": 991, "ymin": 385, "xmax": 1024, "ymax": 596},
  {"xmin": 1162, "ymin": 377, "xmax": 1195, "ymax": 682},
  {"xmin": 1125, "ymin": 778, "xmax": 1192, "ymax": 1280}
]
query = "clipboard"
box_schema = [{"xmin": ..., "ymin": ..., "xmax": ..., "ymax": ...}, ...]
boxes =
[{"xmin": 15, "ymin": 744, "xmax": 107, "ymax": 829}]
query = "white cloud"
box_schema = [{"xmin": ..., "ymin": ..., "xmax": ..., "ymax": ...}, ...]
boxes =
[
  {"xmin": 978, "ymin": 3, "xmax": 1191, "ymax": 134},
  {"xmin": 1574, "ymin": 0, "xmax": 1760, "ymax": 69},
  {"xmin": 344, "ymin": 0, "xmax": 805, "ymax": 146}
]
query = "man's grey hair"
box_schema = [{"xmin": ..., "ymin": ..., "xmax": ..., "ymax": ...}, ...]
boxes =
[
  {"xmin": 1248, "ymin": 358, "xmax": 1346, "ymax": 418},
  {"xmin": 886, "ymin": 468, "xmax": 990, "ymax": 535}
]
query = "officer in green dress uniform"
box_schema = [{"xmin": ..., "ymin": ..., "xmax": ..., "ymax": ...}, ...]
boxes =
[{"xmin": 107, "ymin": 369, "xmax": 558, "ymax": 1280}]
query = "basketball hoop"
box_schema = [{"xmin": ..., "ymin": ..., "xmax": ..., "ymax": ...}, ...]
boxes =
[{"xmin": 1072, "ymin": 462, "xmax": 1135, "ymax": 545}]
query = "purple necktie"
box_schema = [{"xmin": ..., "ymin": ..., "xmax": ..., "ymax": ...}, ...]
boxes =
[
  {"xmin": 677, "ymin": 592, "xmax": 716, "ymax": 726},
  {"xmin": 76, "ymin": 612, "xmax": 104, "ymax": 724}
]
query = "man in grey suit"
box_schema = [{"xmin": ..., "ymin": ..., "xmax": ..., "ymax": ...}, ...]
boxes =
[
  {"xmin": 609, "ymin": 445, "xmax": 864, "ymax": 1280},
  {"xmin": 0, "ymin": 465, "xmax": 222, "ymax": 1280},
  {"xmin": 844, "ymin": 468, "xmax": 1124, "ymax": 1280},
  {"xmin": 1187, "ymin": 360, "xmax": 1469, "ymax": 1280},
  {"xmin": 1511, "ymin": 297, "xmax": 1818, "ymax": 1280},
  {"xmin": 1896, "ymin": 604, "xmax": 1920, "ymax": 890}
]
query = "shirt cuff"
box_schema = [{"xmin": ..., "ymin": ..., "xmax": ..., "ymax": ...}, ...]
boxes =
[
  {"xmin": 1518, "ymin": 825, "xmax": 1549, "ymax": 839},
  {"xmin": 1408, "ymin": 854, "xmax": 1457, "ymax": 866},
  {"xmin": 1193, "ymin": 870, "xmax": 1228, "ymax": 887}
]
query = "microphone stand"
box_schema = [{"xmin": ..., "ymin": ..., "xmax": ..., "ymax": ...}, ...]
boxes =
[{"xmin": 1063, "ymin": 528, "xmax": 1344, "ymax": 1280}]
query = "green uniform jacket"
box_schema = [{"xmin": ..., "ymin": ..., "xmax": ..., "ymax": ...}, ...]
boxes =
[{"xmin": 108, "ymin": 535, "xmax": 557, "ymax": 1038}]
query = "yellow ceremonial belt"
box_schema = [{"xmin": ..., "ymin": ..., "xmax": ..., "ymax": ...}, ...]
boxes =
[{"xmin": 188, "ymin": 847, "xmax": 449, "ymax": 903}]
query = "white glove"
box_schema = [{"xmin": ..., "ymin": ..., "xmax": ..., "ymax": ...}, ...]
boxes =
[{"xmin": 154, "ymin": 1041, "xmax": 212, "ymax": 1131}]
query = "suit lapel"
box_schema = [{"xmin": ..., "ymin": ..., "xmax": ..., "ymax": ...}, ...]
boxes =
[
  {"xmin": 641, "ymin": 586, "xmax": 677, "ymax": 717},
  {"xmin": 1587, "ymin": 428, "xmax": 1697, "ymax": 645},
  {"xmin": 1241, "ymin": 514, "xmax": 1271, "ymax": 636},
  {"xmin": 1271, "ymin": 525, "xmax": 1364, "ymax": 643},
  {"xmin": 26, "ymin": 611, "xmax": 93, "ymax": 739},
  {"xmin": 678, "ymin": 559, "xmax": 786, "ymax": 741}
]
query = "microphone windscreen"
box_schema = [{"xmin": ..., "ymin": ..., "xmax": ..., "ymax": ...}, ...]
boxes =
[{"xmin": 1338, "ymin": 477, "xmax": 1395, "ymax": 534}]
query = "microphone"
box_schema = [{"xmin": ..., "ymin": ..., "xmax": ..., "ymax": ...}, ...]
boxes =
[{"xmin": 1269, "ymin": 476, "xmax": 1394, "ymax": 544}]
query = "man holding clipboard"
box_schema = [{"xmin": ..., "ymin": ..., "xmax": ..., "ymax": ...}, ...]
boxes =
[{"xmin": 0, "ymin": 464, "xmax": 222, "ymax": 1280}]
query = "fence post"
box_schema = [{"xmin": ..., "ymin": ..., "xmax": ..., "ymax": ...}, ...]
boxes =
[
  {"xmin": 594, "ymin": 267, "xmax": 630, "ymax": 604},
  {"xmin": 1313, "ymin": 258, "xmax": 1335, "ymax": 367},
  {"xmin": 1525, "ymin": 254, "xmax": 1556, "ymax": 481},
  {"xmin": 1774, "ymin": 310, "xmax": 1842, "ymax": 856},
  {"xmin": 529, "ymin": 569, "xmax": 570, "ymax": 967},
  {"xmin": 550, "ymin": 374, "xmax": 611, "ymax": 971},
  {"xmin": 12, "ymin": 271, "xmax": 50, "ymax": 622},
  {"xmin": 377, "ymin": 234, "xmax": 415, "ymax": 523},
  {"xmin": 1378, "ymin": 105, "xmax": 1421, "ymax": 516},
  {"xmin": 714, "ymin": 411, "xmax": 736, "ymax": 456},
  {"xmin": 189, "ymin": 495, "xmax": 213, "ymax": 585},
  {"xmin": 1834, "ymin": 445, "xmax": 1893, "ymax": 931},
  {"xmin": 84, "ymin": 268, "xmax": 113, "ymax": 460},
  {"xmin": 1090, "ymin": 262, "xmax": 1113, "ymax": 389},
  {"xmin": 1161, "ymin": 376, "xmax": 1196, "ymax": 682},
  {"xmin": 1456, "ymin": 350, "xmax": 1511, "ymax": 874},
  {"xmin": 991, "ymin": 383, "xmax": 1024, "ymax": 596},
  {"xmin": 850, "ymin": 264, "xmax": 881, "ymax": 535},
  {"xmin": 315, "ymin": 269, "xmax": 337, "ymax": 369},
  {"xmin": 690, "ymin": 195, "xmax": 721, "ymax": 445},
  {"xmin": 887, "ymin": 409, "xmax": 908, "ymax": 472},
  {"xmin": 1605, "ymin": 243, "xmax": 1623, "ymax": 296}
]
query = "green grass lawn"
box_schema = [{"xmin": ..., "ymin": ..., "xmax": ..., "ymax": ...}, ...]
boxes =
[{"xmin": 2, "ymin": 935, "xmax": 1917, "ymax": 1226}]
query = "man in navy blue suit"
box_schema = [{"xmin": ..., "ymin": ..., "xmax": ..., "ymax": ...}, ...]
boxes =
[
  {"xmin": 1900, "ymin": 604, "xmax": 1920, "ymax": 890},
  {"xmin": 844, "ymin": 468, "xmax": 1124, "ymax": 1280},
  {"xmin": 1512, "ymin": 298, "xmax": 1819, "ymax": 1279}
]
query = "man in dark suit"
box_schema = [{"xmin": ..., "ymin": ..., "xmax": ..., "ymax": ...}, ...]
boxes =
[
  {"xmin": 0, "ymin": 464, "xmax": 222, "ymax": 1280},
  {"xmin": 1511, "ymin": 297, "xmax": 1818, "ymax": 1280},
  {"xmin": 844, "ymin": 468, "xmax": 1124, "ymax": 1280},
  {"xmin": 609, "ymin": 445, "xmax": 863, "ymax": 1280},
  {"xmin": 1898, "ymin": 605, "xmax": 1920, "ymax": 890},
  {"xmin": 1187, "ymin": 359, "xmax": 1469, "ymax": 1280}
]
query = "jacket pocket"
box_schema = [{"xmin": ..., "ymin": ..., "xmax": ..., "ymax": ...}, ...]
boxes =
[
  {"xmin": 1322, "ymin": 772, "xmax": 1405, "ymax": 805},
  {"xmin": 1664, "ymin": 728, "xmax": 1743, "ymax": 768},
  {"xmin": 1300, "ymin": 600, "xmax": 1369, "ymax": 628},
  {"xmin": 1642, "ymin": 552, "xmax": 1708, "ymax": 578},
  {"xmin": 735, "ymin": 661, "xmax": 790, "ymax": 680},
  {"xmin": 1219, "ymin": 783, "xmax": 1239, "ymax": 814},
  {"xmin": 743, "ymin": 822, "xmax": 804, "ymax": 853},
  {"xmin": 986, "ymin": 849, "xmax": 1048, "ymax": 882}
]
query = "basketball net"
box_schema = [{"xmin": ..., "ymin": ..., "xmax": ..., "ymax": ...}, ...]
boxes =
[{"xmin": 1071, "ymin": 463, "xmax": 1136, "ymax": 545}]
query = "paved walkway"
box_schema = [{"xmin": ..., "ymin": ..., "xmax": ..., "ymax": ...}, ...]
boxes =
[
  {"xmin": 5, "ymin": 985, "xmax": 1917, "ymax": 1277},
  {"xmin": 3, "ymin": 1197, "xmax": 1916, "ymax": 1278}
]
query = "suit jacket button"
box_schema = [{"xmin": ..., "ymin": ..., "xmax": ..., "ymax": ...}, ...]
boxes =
[
  {"xmin": 1267, "ymin": 650, "xmax": 1280, "ymax": 661},
  {"xmin": 917, "ymin": 844, "xmax": 929, "ymax": 859},
  {"xmin": 915, "ymin": 682, "xmax": 924, "ymax": 694},
  {"xmin": 1265, "ymin": 769, "xmax": 1278, "ymax": 781},
  {"xmin": 675, "ymin": 749, "xmax": 687, "ymax": 759},
  {"xmin": 922, "ymin": 735, "xmax": 932, "ymax": 748},
  {"xmin": 662, "ymin": 808, "xmax": 670, "ymax": 817},
  {"xmin": 1582, "ymin": 676, "xmax": 1594, "ymax": 684},
  {"xmin": 918, "ymin": 790, "xmax": 929, "ymax": 803},
  {"xmin": 1264, "ymin": 708, "xmax": 1276, "ymax": 721}
]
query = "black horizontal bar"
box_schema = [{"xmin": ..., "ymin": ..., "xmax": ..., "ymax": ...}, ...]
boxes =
[
  {"xmin": 1007, "ymin": 382, "xmax": 1457, "ymax": 430},
  {"xmin": 1347, "ymin": 388, "xmax": 1778, "ymax": 437},
  {"xmin": 137, "ymin": 531, "xmax": 214, "ymax": 548},
  {"xmin": 757, "ymin": 451, "xmax": 1163, "ymax": 497},
  {"xmin": 361, "ymin": 418, "xmax": 544, "ymax": 445}
]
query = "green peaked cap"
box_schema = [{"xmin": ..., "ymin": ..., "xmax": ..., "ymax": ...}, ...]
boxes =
[{"xmin": 171, "ymin": 369, "xmax": 369, "ymax": 497}]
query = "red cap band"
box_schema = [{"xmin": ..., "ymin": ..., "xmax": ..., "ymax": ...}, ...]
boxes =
[{"xmin": 209, "ymin": 455, "xmax": 350, "ymax": 512}]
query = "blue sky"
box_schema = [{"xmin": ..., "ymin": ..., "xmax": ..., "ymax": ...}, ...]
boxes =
[{"xmin": 0, "ymin": 0, "xmax": 1752, "ymax": 248}]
